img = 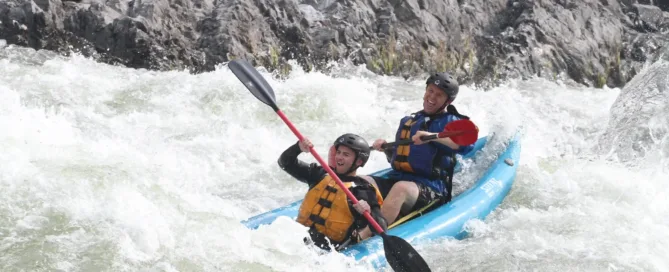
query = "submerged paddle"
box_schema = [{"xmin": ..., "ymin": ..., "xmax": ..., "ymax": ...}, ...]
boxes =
[
  {"xmin": 379, "ymin": 119, "xmax": 479, "ymax": 149},
  {"xmin": 228, "ymin": 59, "xmax": 431, "ymax": 272}
]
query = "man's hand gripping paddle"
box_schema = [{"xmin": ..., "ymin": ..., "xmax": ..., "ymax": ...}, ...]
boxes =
[{"xmin": 378, "ymin": 119, "xmax": 479, "ymax": 149}]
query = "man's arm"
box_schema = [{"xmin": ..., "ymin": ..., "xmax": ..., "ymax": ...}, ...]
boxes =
[
  {"xmin": 413, "ymin": 130, "xmax": 475, "ymax": 154},
  {"xmin": 431, "ymin": 136, "xmax": 475, "ymax": 155},
  {"xmin": 431, "ymin": 136, "xmax": 460, "ymax": 150},
  {"xmin": 277, "ymin": 141, "xmax": 325, "ymax": 187},
  {"xmin": 350, "ymin": 184, "xmax": 388, "ymax": 232}
]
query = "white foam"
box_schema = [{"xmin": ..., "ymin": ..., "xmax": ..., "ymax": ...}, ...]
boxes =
[{"xmin": 0, "ymin": 46, "xmax": 666, "ymax": 271}]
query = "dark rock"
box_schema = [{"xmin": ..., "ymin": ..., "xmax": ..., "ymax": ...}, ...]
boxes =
[
  {"xmin": 629, "ymin": 4, "xmax": 663, "ymax": 32},
  {"xmin": 1, "ymin": 0, "xmax": 669, "ymax": 88}
]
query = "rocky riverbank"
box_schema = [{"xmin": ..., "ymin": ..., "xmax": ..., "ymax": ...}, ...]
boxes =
[{"xmin": 2, "ymin": 0, "xmax": 669, "ymax": 88}]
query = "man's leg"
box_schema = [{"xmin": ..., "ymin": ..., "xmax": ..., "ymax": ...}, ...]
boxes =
[
  {"xmin": 357, "ymin": 180, "xmax": 420, "ymax": 240},
  {"xmin": 379, "ymin": 181, "xmax": 420, "ymax": 225}
]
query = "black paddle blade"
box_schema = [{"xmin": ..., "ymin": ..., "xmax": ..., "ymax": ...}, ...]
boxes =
[
  {"xmin": 382, "ymin": 233, "xmax": 431, "ymax": 272},
  {"xmin": 228, "ymin": 59, "xmax": 279, "ymax": 111}
]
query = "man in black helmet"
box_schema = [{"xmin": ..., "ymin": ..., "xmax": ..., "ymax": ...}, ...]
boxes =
[
  {"xmin": 277, "ymin": 133, "xmax": 388, "ymax": 251},
  {"xmin": 357, "ymin": 72, "xmax": 475, "ymax": 240}
]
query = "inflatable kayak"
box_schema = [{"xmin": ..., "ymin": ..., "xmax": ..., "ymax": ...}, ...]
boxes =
[{"xmin": 242, "ymin": 133, "xmax": 521, "ymax": 269}]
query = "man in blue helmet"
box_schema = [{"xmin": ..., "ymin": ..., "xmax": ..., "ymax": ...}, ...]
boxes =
[{"xmin": 357, "ymin": 72, "xmax": 475, "ymax": 240}]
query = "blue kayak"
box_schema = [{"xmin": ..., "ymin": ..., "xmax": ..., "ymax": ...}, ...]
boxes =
[{"xmin": 242, "ymin": 133, "xmax": 521, "ymax": 269}]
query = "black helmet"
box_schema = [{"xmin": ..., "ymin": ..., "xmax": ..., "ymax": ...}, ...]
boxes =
[
  {"xmin": 426, "ymin": 72, "xmax": 459, "ymax": 103},
  {"xmin": 334, "ymin": 133, "xmax": 371, "ymax": 167}
]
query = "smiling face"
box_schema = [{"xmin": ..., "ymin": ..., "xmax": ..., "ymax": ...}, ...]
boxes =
[
  {"xmin": 333, "ymin": 145, "xmax": 359, "ymax": 175},
  {"xmin": 423, "ymin": 84, "xmax": 449, "ymax": 114}
]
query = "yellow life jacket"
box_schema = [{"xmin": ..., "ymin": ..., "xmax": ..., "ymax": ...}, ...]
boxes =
[
  {"xmin": 296, "ymin": 175, "xmax": 383, "ymax": 243},
  {"xmin": 393, "ymin": 117, "xmax": 418, "ymax": 173}
]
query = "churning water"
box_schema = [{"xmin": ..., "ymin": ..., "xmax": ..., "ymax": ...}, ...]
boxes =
[{"xmin": 1, "ymin": 43, "xmax": 667, "ymax": 272}]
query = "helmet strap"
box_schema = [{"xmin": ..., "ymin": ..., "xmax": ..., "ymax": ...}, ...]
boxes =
[
  {"xmin": 435, "ymin": 99, "xmax": 451, "ymax": 114},
  {"xmin": 342, "ymin": 153, "xmax": 361, "ymax": 175}
]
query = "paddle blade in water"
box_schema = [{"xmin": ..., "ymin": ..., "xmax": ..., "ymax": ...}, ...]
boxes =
[
  {"xmin": 382, "ymin": 233, "xmax": 431, "ymax": 272},
  {"xmin": 228, "ymin": 60, "xmax": 278, "ymax": 111}
]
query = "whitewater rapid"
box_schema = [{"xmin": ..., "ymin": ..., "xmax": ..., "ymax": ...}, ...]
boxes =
[{"xmin": 1, "ymin": 44, "xmax": 667, "ymax": 272}]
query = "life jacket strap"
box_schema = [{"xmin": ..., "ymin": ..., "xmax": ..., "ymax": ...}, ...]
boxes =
[
  {"xmin": 309, "ymin": 214, "xmax": 326, "ymax": 226},
  {"xmin": 446, "ymin": 104, "xmax": 470, "ymax": 120},
  {"xmin": 442, "ymin": 153, "xmax": 457, "ymax": 204},
  {"xmin": 325, "ymin": 186, "xmax": 338, "ymax": 193},
  {"xmin": 317, "ymin": 198, "xmax": 333, "ymax": 208}
]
